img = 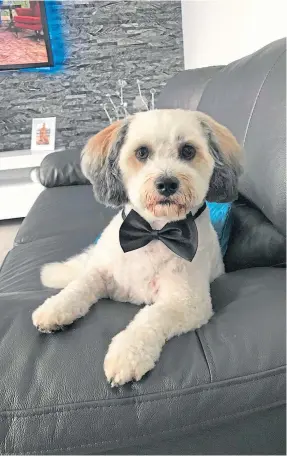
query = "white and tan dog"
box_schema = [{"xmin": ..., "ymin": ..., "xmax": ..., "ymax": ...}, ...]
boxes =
[{"xmin": 32, "ymin": 109, "xmax": 242, "ymax": 386}]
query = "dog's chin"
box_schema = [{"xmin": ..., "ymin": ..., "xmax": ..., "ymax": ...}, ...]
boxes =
[{"xmin": 147, "ymin": 199, "xmax": 189, "ymax": 219}]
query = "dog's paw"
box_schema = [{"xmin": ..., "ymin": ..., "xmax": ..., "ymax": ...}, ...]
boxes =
[
  {"xmin": 32, "ymin": 297, "xmax": 75, "ymax": 333},
  {"xmin": 104, "ymin": 330, "xmax": 158, "ymax": 386}
]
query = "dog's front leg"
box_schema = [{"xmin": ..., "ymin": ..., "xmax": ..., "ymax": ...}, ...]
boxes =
[
  {"xmin": 104, "ymin": 281, "xmax": 213, "ymax": 386},
  {"xmin": 32, "ymin": 268, "xmax": 106, "ymax": 333}
]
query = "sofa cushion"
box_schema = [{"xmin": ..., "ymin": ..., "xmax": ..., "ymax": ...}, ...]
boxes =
[
  {"xmin": 0, "ymin": 268, "xmax": 285, "ymax": 454},
  {"xmin": 14, "ymin": 16, "xmax": 42, "ymax": 24},
  {"xmin": 225, "ymin": 198, "xmax": 286, "ymax": 272},
  {"xmin": 0, "ymin": 186, "xmax": 115, "ymax": 293}
]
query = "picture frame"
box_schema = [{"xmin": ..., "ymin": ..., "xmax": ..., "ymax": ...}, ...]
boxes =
[
  {"xmin": 31, "ymin": 117, "xmax": 56, "ymax": 152},
  {"xmin": 0, "ymin": 1, "xmax": 54, "ymax": 72}
]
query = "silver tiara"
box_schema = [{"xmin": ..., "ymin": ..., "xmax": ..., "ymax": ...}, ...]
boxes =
[{"xmin": 101, "ymin": 79, "xmax": 156, "ymax": 124}]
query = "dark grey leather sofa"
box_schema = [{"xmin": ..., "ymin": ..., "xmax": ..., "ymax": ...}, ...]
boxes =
[{"xmin": 0, "ymin": 39, "xmax": 286, "ymax": 455}]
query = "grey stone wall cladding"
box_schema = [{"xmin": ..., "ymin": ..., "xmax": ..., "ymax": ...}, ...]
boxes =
[{"xmin": 0, "ymin": 1, "xmax": 183, "ymax": 152}]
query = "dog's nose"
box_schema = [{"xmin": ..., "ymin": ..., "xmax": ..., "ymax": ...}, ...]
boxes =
[{"xmin": 155, "ymin": 177, "xmax": 179, "ymax": 197}]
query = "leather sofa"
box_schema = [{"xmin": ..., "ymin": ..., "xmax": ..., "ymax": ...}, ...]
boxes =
[{"xmin": 0, "ymin": 38, "xmax": 285, "ymax": 454}]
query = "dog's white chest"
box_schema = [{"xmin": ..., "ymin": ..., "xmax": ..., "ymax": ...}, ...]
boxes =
[{"xmin": 109, "ymin": 240, "xmax": 175, "ymax": 305}]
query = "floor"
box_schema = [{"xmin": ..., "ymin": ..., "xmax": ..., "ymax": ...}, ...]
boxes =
[
  {"xmin": 0, "ymin": 27, "xmax": 48, "ymax": 66},
  {"xmin": 0, "ymin": 219, "xmax": 23, "ymax": 267}
]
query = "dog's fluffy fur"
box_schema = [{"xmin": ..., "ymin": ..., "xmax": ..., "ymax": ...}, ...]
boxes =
[{"xmin": 32, "ymin": 109, "xmax": 242, "ymax": 386}]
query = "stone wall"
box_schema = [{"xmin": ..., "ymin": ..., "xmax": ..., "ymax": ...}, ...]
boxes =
[{"xmin": 0, "ymin": 1, "xmax": 183, "ymax": 152}]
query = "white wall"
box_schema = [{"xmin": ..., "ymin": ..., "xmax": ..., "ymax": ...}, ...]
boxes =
[{"xmin": 181, "ymin": 0, "xmax": 287, "ymax": 69}]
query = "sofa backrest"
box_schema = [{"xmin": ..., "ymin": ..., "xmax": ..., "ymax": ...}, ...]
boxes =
[
  {"xmin": 156, "ymin": 38, "xmax": 286, "ymax": 271},
  {"xmin": 31, "ymin": 1, "xmax": 41, "ymax": 17}
]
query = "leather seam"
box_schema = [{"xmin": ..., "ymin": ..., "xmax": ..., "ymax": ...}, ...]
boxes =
[
  {"xmin": 195, "ymin": 330, "xmax": 213, "ymax": 382},
  {"xmin": 194, "ymin": 76, "xmax": 214, "ymax": 110},
  {"xmin": 11, "ymin": 400, "xmax": 286, "ymax": 455},
  {"xmin": 197, "ymin": 327, "xmax": 216, "ymax": 381},
  {"xmin": 0, "ymin": 250, "xmax": 12, "ymax": 275},
  {"xmin": 1, "ymin": 368, "xmax": 285, "ymax": 418},
  {"xmin": 195, "ymin": 67, "xmax": 224, "ymax": 111},
  {"xmin": 242, "ymin": 49, "xmax": 286, "ymax": 146}
]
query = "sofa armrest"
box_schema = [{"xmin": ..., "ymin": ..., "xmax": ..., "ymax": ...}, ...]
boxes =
[{"xmin": 39, "ymin": 149, "xmax": 90, "ymax": 188}]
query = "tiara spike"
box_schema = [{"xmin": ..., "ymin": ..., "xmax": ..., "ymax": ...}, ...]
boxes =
[
  {"xmin": 102, "ymin": 103, "xmax": 113, "ymax": 124},
  {"xmin": 150, "ymin": 88, "xmax": 156, "ymax": 110},
  {"xmin": 102, "ymin": 79, "xmax": 156, "ymax": 123},
  {"xmin": 106, "ymin": 94, "xmax": 119, "ymax": 120},
  {"xmin": 137, "ymin": 79, "xmax": 149, "ymax": 110}
]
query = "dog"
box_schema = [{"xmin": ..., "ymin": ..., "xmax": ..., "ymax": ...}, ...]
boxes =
[{"xmin": 32, "ymin": 109, "xmax": 242, "ymax": 386}]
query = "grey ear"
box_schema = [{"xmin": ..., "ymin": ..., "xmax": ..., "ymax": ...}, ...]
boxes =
[
  {"xmin": 81, "ymin": 120, "xmax": 129, "ymax": 208},
  {"xmin": 198, "ymin": 113, "xmax": 243, "ymax": 202}
]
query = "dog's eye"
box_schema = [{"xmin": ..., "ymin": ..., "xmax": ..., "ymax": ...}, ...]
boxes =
[
  {"xmin": 179, "ymin": 144, "xmax": 196, "ymax": 161},
  {"xmin": 135, "ymin": 146, "xmax": 150, "ymax": 161}
]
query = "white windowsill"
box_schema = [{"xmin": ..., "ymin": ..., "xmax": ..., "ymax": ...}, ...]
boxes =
[
  {"xmin": 0, "ymin": 148, "xmax": 64, "ymax": 220},
  {"xmin": 0, "ymin": 148, "xmax": 64, "ymax": 171}
]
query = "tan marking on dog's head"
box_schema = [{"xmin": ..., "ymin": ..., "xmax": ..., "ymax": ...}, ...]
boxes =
[
  {"xmin": 196, "ymin": 112, "xmax": 243, "ymax": 202},
  {"xmin": 196, "ymin": 112, "xmax": 241, "ymax": 165},
  {"xmin": 81, "ymin": 119, "xmax": 130, "ymax": 208},
  {"xmin": 126, "ymin": 152, "xmax": 146, "ymax": 174},
  {"xmin": 83, "ymin": 120, "xmax": 123, "ymax": 166}
]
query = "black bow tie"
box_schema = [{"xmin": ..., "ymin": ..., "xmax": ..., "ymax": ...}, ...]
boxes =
[{"xmin": 119, "ymin": 203, "xmax": 206, "ymax": 261}]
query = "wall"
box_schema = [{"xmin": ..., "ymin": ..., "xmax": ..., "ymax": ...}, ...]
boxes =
[
  {"xmin": 181, "ymin": 0, "xmax": 287, "ymax": 69},
  {"xmin": 0, "ymin": 1, "xmax": 183, "ymax": 152}
]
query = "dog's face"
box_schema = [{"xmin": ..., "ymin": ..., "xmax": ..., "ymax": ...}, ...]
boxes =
[{"xmin": 81, "ymin": 109, "xmax": 243, "ymax": 220}]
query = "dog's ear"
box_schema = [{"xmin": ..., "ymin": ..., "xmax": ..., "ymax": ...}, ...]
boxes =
[
  {"xmin": 81, "ymin": 120, "xmax": 129, "ymax": 207},
  {"xmin": 197, "ymin": 112, "xmax": 243, "ymax": 202}
]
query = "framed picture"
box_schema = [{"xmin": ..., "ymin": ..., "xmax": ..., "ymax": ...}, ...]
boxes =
[
  {"xmin": 31, "ymin": 117, "xmax": 56, "ymax": 151},
  {"xmin": 0, "ymin": 1, "xmax": 54, "ymax": 71}
]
